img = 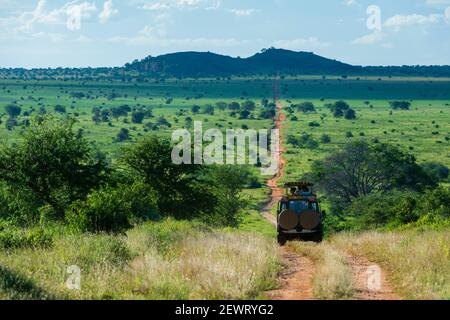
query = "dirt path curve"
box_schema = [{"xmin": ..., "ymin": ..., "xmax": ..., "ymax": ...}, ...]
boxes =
[
  {"xmin": 262, "ymin": 100, "xmax": 316, "ymax": 300},
  {"xmin": 346, "ymin": 255, "xmax": 401, "ymax": 300}
]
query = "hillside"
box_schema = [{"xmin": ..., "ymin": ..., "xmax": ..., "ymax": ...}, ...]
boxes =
[
  {"xmin": 124, "ymin": 48, "xmax": 357, "ymax": 77},
  {"xmin": 2, "ymin": 48, "xmax": 450, "ymax": 80},
  {"xmin": 124, "ymin": 48, "xmax": 450, "ymax": 78}
]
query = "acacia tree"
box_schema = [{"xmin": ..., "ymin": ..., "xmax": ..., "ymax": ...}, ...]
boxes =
[
  {"xmin": 5, "ymin": 104, "xmax": 21, "ymax": 118},
  {"xmin": 0, "ymin": 117, "xmax": 108, "ymax": 218},
  {"xmin": 311, "ymin": 141, "xmax": 435, "ymax": 209},
  {"xmin": 120, "ymin": 136, "xmax": 215, "ymax": 219}
]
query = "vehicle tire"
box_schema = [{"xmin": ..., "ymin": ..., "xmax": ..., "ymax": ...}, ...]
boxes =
[
  {"xmin": 312, "ymin": 226, "xmax": 324, "ymax": 243},
  {"xmin": 277, "ymin": 233, "xmax": 288, "ymax": 246}
]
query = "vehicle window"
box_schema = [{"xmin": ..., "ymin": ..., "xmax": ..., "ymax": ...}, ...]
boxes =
[
  {"xmin": 288, "ymin": 201, "xmax": 319, "ymax": 213},
  {"xmin": 289, "ymin": 201, "xmax": 309, "ymax": 213}
]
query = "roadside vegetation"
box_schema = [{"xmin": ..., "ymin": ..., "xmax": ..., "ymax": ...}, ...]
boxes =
[
  {"xmin": 0, "ymin": 75, "xmax": 449, "ymax": 300},
  {"xmin": 0, "ymin": 219, "xmax": 280, "ymax": 300},
  {"xmin": 331, "ymin": 229, "xmax": 450, "ymax": 300},
  {"xmin": 0, "ymin": 115, "xmax": 280, "ymax": 300},
  {"xmin": 280, "ymin": 95, "xmax": 449, "ymax": 300}
]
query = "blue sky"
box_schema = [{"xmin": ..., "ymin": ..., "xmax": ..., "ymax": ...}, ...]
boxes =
[{"xmin": 0, "ymin": 0, "xmax": 449, "ymax": 68}]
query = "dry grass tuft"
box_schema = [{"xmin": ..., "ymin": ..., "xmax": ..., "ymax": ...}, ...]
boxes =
[
  {"xmin": 288, "ymin": 241, "xmax": 354, "ymax": 300},
  {"xmin": 330, "ymin": 229, "xmax": 450, "ymax": 300}
]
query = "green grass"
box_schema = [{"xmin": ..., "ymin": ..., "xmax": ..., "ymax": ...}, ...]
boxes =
[
  {"xmin": 1, "ymin": 76, "xmax": 449, "ymax": 300},
  {"xmin": 237, "ymin": 211, "xmax": 277, "ymax": 238},
  {"xmin": 281, "ymin": 98, "xmax": 450, "ymax": 183}
]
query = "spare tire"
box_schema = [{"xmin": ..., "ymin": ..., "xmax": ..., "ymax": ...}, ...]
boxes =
[
  {"xmin": 300, "ymin": 210, "xmax": 320, "ymax": 230},
  {"xmin": 278, "ymin": 210, "xmax": 299, "ymax": 230}
]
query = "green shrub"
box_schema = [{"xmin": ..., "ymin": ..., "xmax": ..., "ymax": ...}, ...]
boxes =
[
  {"xmin": 0, "ymin": 185, "xmax": 41, "ymax": 225},
  {"xmin": 0, "ymin": 227, "xmax": 53, "ymax": 249},
  {"xmin": 66, "ymin": 182, "xmax": 158, "ymax": 233},
  {"xmin": 421, "ymin": 162, "xmax": 449, "ymax": 182},
  {"xmin": 66, "ymin": 187, "xmax": 133, "ymax": 233},
  {"xmin": 127, "ymin": 219, "xmax": 208, "ymax": 256},
  {"xmin": 341, "ymin": 188, "xmax": 450, "ymax": 232}
]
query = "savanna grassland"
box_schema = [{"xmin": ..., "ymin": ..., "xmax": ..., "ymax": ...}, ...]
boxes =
[{"xmin": 0, "ymin": 75, "xmax": 449, "ymax": 300}]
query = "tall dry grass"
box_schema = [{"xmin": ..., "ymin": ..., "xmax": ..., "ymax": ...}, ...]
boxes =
[
  {"xmin": 330, "ymin": 229, "xmax": 450, "ymax": 300},
  {"xmin": 0, "ymin": 219, "xmax": 281, "ymax": 300}
]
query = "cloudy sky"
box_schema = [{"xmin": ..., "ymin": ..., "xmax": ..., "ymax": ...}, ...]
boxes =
[{"xmin": 0, "ymin": 0, "xmax": 449, "ymax": 68}]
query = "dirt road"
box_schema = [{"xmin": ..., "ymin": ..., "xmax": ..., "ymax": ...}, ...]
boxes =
[
  {"xmin": 262, "ymin": 99, "xmax": 400, "ymax": 300},
  {"xmin": 262, "ymin": 100, "xmax": 317, "ymax": 300},
  {"xmin": 261, "ymin": 101, "xmax": 286, "ymax": 227}
]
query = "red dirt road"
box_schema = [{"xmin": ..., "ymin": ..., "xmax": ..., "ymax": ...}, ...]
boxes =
[
  {"xmin": 261, "ymin": 101, "xmax": 286, "ymax": 227},
  {"xmin": 262, "ymin": 99, "xmax": 400, "ymax": 301},
  {"xmin": 262, "ymin": 100, "xmax": 316, "ymax": 300}
]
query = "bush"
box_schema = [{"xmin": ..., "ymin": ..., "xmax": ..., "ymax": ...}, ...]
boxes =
[
  {"xmin": 0, "ymin": 184, "xmax": 42, "ymax": 225},
  {"xmin": 131, "ymin": 111, "xmax": 146, "ymax": 124},
  {"xmin": 328, "ymin": 101, "xmax": 356, "ymax": 120},
  {"xmin": 115, "ymin": 128, "xmax": 131, "ymax": 142},
  {"xmin": 295, "ymin": 102, "xmax": 316, "ymax": 113},
  {"xmin": 5, "ymin": 104, "xmax": 21, "ymax": 118},
  {"xmin": 287, "ymin": 133, "xmax": 319, "ymax": 149},
  {"xmin": 421, "ymin": 162, "xmax": 449, "ymax": 182},
  {"xmin": 320, "ymin": 134, "xmax": 331, "ymax": 144},
  {"xmin": 66, "ymin": 187, "xmax": 132, "ymax": 233},
  {"xmin": 389, "ymin": 101, "xmax": 411, "ymax": 110},
  {"xmin": 0, "ymin": 226, "xmax": 53, "ymax": 249},
  {"xmin": 66, "ymin": 182, "xmax": 158, "ymax": 233},
  {"xmin": 344, "ymin": 108, "xmax": 356, "ymax": 120},
  {"xmin": 341, "ymin": 187, "xmax": 450, "ymax": 231},
  {"xmin": 206, "ymin": 166, "xmax": 252, "ymax": 227},
  {"xmin": 53, "ymin": 105, "xmax": 66, "ymax": 113}
]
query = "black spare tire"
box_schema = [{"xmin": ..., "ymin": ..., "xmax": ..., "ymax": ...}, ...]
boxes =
[
  {"xmin": 278, "ymin": 209, "xmax": 299, "ymax": 230},
  {"xmin": 300, "ymin": 210, "xmax": 320, "ymax": 230}
]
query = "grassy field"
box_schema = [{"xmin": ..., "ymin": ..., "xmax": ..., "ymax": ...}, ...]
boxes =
[
  {"xmin": 1, "ymin": 77, "xmax": 448, "ymax": 161},
  {"xmin": 1, "ymin": 76, "xmax": 449, "ymax": 300},
  {"xmin": 0, "ymin": 219, "xmax": 281, "ymax": 300},
  {"xmin": 281, "ymin": 98, "xmax": 450, "ymax": 183},
  {"xmin": 331, "ymin": 229, "xmax": 450, "ymax": 300}
]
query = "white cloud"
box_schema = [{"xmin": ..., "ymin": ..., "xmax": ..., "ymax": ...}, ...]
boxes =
[
  {"xmin": 99, "ymin": 0, "xmax": 118, "ymax": 23},
  {"xmin": 272, "ymin": 37, "xmax": 329, "ymax": 50},
  {"xmin": 343, "ymin": 0, "xmax": 359, "ymax": 7},
  {"xmin": 384, "ymin": 13, "xmax": 442, "ymax": 30},
  {"xmin": 139, "ymin": 0, "xmax": 213, "ymax": 11},
  {"xmin": 65, "ymin": 2, "xmax": 97, "ymax": 30},
  {"xmin": 352, "ymin": 31, "xmax": 384, "ymax": 45},
  {"xmin": 228, "ymin": 9, "xmax": 257, "ymax": 16},
  {"xmin": 445, "ymin": 6, "xmax": 450, "ymax": 22},
  {"xmin": 6, "ymin": 0, "xmax": 97, "ymax": 33}
]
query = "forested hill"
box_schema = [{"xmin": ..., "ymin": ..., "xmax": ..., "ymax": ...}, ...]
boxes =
[
  {"xmin": 124, "ymin": 49, "xmax": 356, "ymax": 77},
  {"xmin": 124, "ymin": 48, "xmax": 450, "ymax": 78},
  {"xmin": 2, "ymin": 48, "xmax": 450, "ymax": 79}
]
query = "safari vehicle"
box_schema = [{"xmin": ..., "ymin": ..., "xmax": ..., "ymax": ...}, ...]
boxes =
[{"xmin": 277, "ymin": 182, "xmax": 325, "ymax": 245}]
